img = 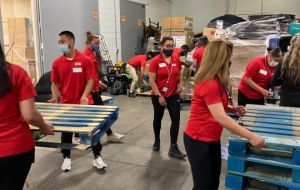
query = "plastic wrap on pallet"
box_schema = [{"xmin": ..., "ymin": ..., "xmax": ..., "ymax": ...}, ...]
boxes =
[{"xmin": 227, "ymin": 15, "xmax": 294, "ymax": 40}]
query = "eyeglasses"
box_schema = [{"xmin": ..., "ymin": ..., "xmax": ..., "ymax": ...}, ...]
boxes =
[{"xmin": 165, "ymin": 45, "xmax": 175, "ymax": 49}]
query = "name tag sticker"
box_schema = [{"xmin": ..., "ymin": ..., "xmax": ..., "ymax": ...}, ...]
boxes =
[
  {"xmin": 159, "ymin": 63, "xmax": 167, "ymax": 68},
  {"xmin": 73, "ymin": 68, "xmax": 82, "ymax": 73},
  {"xmin": 172, "ymin": 64, "xmax": 176, "ymax": 67},
  {"xmin": 162, "ymin": 87, "xmax": 168, "ymax": 92},
  {"xmin": 259, "ymin": 69, "xmax": 267, "ymax": 75}
]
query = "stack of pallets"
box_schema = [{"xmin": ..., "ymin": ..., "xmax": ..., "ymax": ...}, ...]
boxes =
[{"xmin": 226, "ymin": 104, "xmax": 300, "ymax": 190}]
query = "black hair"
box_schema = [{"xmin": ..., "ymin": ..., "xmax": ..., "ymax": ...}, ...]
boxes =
[
  {"xmin": 199, "ymin": 36, "xmax": 209, "ymax": 47},
  {"xmin": 160, "ymin": 36, "xmax": 174, "ymax": 46},
  {"xmin": 181, "ymin": 44, "xmax": 189, "ymax": 52},
  {"xmin": 267, "ymin": 47, "xmax": 282, "ymax": 57},
  {"xmin": 0, "ymin": 43, "xmax": 11, "ymax": 96},
  {"xmin": 146, "ymin": 51, "xmax": 154, "ymax": 60},
  {"xmin": 59, "ymin": 31, "xmax": 75, "ymax": 41}
]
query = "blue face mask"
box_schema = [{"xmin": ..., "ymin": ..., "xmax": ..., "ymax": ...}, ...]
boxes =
[
  {"xmin": 59, "ymin": 44, "xmax": 70, "ymax": 54},
  {"xmin": 91, "ymin": 44, "xmax": 100, "ymax": 52}
]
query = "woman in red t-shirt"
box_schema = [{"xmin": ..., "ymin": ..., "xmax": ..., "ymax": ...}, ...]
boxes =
[
  {"xmin": 238, "ymin": 47, "xmax": 283, "ymax": 106},
  {"xmin": 184, "ymin": 40, "xmax": 265, "ymax": 190},
  {"xmin": 0, "ymin": 45, "xmax": 53, "ymax": 189},
  {"xmin": 149, "ymin": 36, "xmax": 186, "ymax": 159}
]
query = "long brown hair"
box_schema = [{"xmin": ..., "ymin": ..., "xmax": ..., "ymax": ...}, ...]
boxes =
[
  {"xmin": 194, "ymin": 40, "xmax": 233, "ymax": 88},
  {"xmin": 281, "ymin": 35, "xmax": 300, "ymax": 85}
]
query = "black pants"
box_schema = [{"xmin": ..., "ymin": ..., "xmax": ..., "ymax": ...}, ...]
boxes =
[
  {"xmin": 184, "ymin": 134, "xmax": 221, "ymax": 190},
  {"xmin": 0, "ymin": 149, "xmax": 34, "ymax": 190},
  {"xmin": 238, "ymin": 90, "xmax": 264, "ymax": 106},
  {"xmin": 151, "ymin": 94, "xmax": 180, "ymax": 145}
]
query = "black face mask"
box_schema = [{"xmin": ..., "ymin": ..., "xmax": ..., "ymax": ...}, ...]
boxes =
[
  {"xmin": 163, "ymin": 49, "xmax": 173, "ymax": 57},
  {"xmin": 180, "ymin": 51, "xmax": 188, "ymax": 56}
]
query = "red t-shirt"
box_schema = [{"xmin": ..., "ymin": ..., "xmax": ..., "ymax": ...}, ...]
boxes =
[
  {"xmin": 149, "ymin": 53, "xmax": 182, "ymax": 97},
  {"xmin": 0, "ymin": 64, "xmax": 37, "ymax": 157},
  {"xmin": 83, "ymin": 47, "xmax": 99, "ymax": 92},
  {"xmin": 128, "ymin": 55, "xmax": 147, "ymax": 68},
  {"xmin": 51, "ymin": 50, "xmax": 96, "ymax": 104},
  {"xmin": 238, "ymin": 56, "xmax": 276, "ymax": 100},
  {"xmin": 184, "ymin": 78, "xmax": 228, "ymax": 142},
  {"xmin": 193, "ymin": 47, "xmax": 205, "ymax": 66},
  {"xmin": 173, "ymin": 48, "xmax": 181, "ymax": 57}
]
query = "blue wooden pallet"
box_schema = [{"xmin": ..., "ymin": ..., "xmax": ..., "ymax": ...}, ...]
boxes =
[
  {"xmin": 226, "ymin": 174, "xmax": 293, "ymax": 190},
  {"xmin": 32, "ymin": 102, "xmax": 119, "ymax": 149},
  {"xmin": 102, "ymin": 95, "xmax": 114, "ymax": 104},
  {"xmin": 227, "ymin": 105, "xmax": 300, "ymax": 190}
]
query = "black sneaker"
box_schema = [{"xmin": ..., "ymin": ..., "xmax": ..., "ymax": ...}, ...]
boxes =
[
  {"xmin": 128, "ymin": 93, "xmax": 136, "ymax": 98},
  {"xmin": 152, "ymin": 140, "xmax": 160, "ymax": 151},
  {"xmin": 168, "ymin": 144, "xmax": 186, "ymax": 159}
]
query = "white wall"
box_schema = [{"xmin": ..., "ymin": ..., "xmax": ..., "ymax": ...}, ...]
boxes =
[
  {"xmin": 171, "ymin": 0, "xmax": 227, "ymax": 33},
  {"xmin": 229, "ymin": 0, "xmax": 300, "ymax": 19},
  {"xmin": 99, "ymin": 0, "xmax": 171, "ymax": 63}
]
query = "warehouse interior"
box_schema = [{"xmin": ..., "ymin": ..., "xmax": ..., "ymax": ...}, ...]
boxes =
[{"xmin": 0, "ymin": 0, "xmax": 300, "ymax": 190}]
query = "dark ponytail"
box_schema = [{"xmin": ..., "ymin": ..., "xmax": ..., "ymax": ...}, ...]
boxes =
[
  {"xmin": 267, "ymin": 47, "xmax": 282, "ymax": 57},
  {"xmin": 0, "ymin": 43, "xmax": 11, "ymax": 96}
]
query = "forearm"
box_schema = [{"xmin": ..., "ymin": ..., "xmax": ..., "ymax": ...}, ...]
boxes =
[
  {"xmin": 245, "ymin": 78, "xmax": 265, "ymax": 94},
  {"xmin": 218, "ymin": 114, "xmax": 253, "ymax": 140},
  {"xmin": 51, "ymin": 83, "xmax": 60, "ymax": 100},
  {"xmin": 82, "ymin": 79, "xmax": 94, "ymax": 98},
  {"xmin": 27, "ymin": 110, "xmax": 48, "ymax": 129},
  {"xmin": 149, "ymin": 77, "xmax": 160, "ymax": 96}
]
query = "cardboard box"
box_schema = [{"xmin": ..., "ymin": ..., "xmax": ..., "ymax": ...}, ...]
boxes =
[
  {"xmin": 203, "ymin": 27, "xmax": 227, "ymax": 42},
  {"xmin": 161, "ymin": 17, "xmax": 193, "ymax": 31},
  {"xmin": 8, "ymin": 18, "xmax": 31, "ymax": 47},
  {"xmin": 161, "ymin": 30, "xmax": 194, "ymax": 48}
]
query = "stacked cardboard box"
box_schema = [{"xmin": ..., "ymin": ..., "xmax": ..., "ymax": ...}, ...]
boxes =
[
  {"xmin": 161, "ymin": 17, "xmax": 194, "ymax": 48},
  {"xmin": 7, "ymin": 18, "xmax": 37, "ymax": 83}
]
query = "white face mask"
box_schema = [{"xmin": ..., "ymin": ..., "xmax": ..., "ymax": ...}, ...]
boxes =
[{"xmin": 268, "ymin": 61, "xmax": 279, "ymax": 67}]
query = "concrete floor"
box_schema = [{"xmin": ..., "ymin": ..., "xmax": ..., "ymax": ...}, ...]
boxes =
[{"xmin": 25, "ymin": 95, "xmax": 230, "ymax": 190}]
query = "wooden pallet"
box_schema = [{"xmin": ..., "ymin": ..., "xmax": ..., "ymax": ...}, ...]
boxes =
[
  {"xmin": 101, "ymin": 95, "xmax": 114, "ymax": 104},
  {"xmin": 226, "ymin": 105, "xmax": 300, "ymax": 190},
  {"xmin": 31, "ymin": 102, "xmax": 119, "ymax": 150}
]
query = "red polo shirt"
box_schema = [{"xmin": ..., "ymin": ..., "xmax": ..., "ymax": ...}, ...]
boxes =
[
  {"xmin": 51, "ymin": 50, "xmax": 96, "ymax": 104},
  {"xmin": 184, "ymin": 78, "xmax": 228, "ymax": 142},
  {"xmin": 149, "ymin": 53, "xmax": 182, "ymax": 97},
  {"xmin": 173, "ymin": 48, "xmax": 181, "ymax": 57},
  {"xmin": 0, "ymin": 64, "xmax": 36, "ymax": 157},
  {"xmin": 83, "ymin": 47, "xmax": 99, "ymax": 92},
  {"xmin": 238, "ymin": 56, "xmax": 276, "ymax": 100},
  {"xmin": 193, "ymin": 47, "xmax": 205, "ymax": 66},
  {"xmin": 128, "ymin": 55, "xmax": 147, "ymax": 68}
]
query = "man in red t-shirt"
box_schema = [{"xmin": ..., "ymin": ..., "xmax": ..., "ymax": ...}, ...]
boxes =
[
  {"xmin": 49, "ymin": 31, "xmax": 97, "ymax": 172},
  {"xmin": 192, "ymin": 36, "xmax": 208, "ymax": 69},
  {"xmin": 126, "ymin": 51, "xmax": 154, "ymax": 97}
]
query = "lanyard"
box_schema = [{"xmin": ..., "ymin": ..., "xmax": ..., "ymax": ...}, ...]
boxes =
[{"xmin": 165, "ymin": 62, "xmax": 174, "ymax": 84}]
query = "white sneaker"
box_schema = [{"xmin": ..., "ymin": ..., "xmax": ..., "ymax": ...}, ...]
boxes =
[
  {"xmin": 107, "ymin": 132, "xmax": 125, "ymax": 142},
  {"xmin": 93, "ymin": 156, "xmax": 107, "ymax": 170},
  {"xmin": 62, "ymin": 158, "xmax": 71, "ymax": 172}
]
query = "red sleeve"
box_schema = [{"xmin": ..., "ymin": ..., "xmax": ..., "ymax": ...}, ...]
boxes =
[
  {"xmin": 84, "ymin": 59, "xmax": 97, "ymax": 81},
  {"xmin": 192, "ymin": 49, "xmax": 199, "ymax": 59},
  {"xmin": 16, "ymin": 67, "xmax": 37, "ymax": 101},
  {"xmin": 149, "ymin": 58, "xmax": 158, "ymax": 73},
  {"xmin": 176, "ymin": 57, "xmax": 182, "ymax": 71},
  {"xmin": 141, "ymin": 58, "xmax": 147, "ymax": 68},
  {"xmin": 51, "ymin": 61, "xmax": 60, "ymax": 83},
  {"xmin": 202, "ymin": 80, "xmax": 223, "ymax": 105},
  {"xmin": 244, "ymin": 59, "xmax": 260, "ymax": 79}
]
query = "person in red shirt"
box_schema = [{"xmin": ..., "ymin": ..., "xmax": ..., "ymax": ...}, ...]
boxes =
[
  {"xmin": 192, "ymin": 36, "xmax": 208, "ymax": 69},
  {"xmin": 184, "ymin": 40, "xmax": 265, "ymax": 190},
  {"xmin": 238, "ymin": 47, "xmax": 283, "ymax": 106},
  {"xmin": 149, "ymin": 36, "xmax": 186, "ymax": 159},
  {"xmin": 83, "ymin": 31, "xmax": 124, "ymax": 142},
  {"xmin": 173, "ymin": 44, "xmax": 189, "ymax": 58},
  {"xmin": 49, "ymin": 31, "xmax": 99, "ymax": 172},
  {"xmin": 126, "ymin": 51, "xmax": 154, "ymax": 98},
  {"xmin": 0, "ymin": 45, "xmax": 53, "ymax": 189}
]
